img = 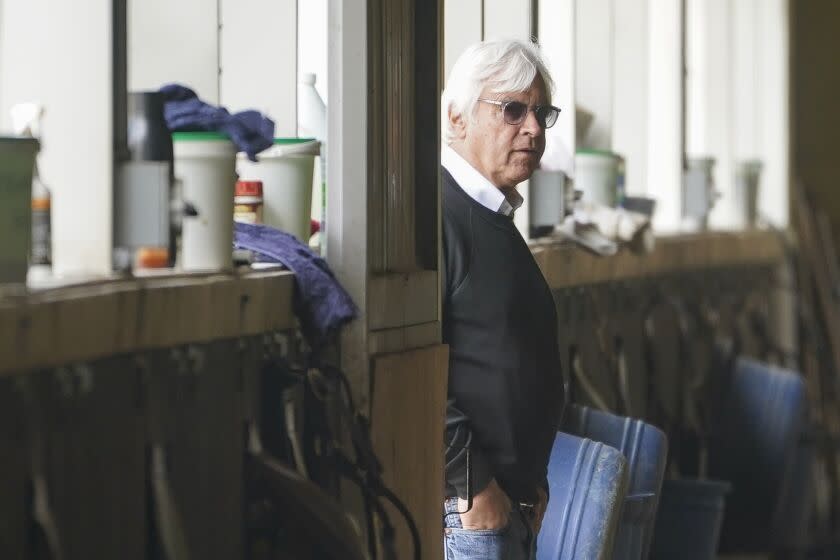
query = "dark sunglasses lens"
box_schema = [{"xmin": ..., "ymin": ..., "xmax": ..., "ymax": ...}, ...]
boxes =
[
  {"xmin": 503, "ymin": 101, "xmax": 528, "ymax": 123},
  {"xmin": 538, "ymin": 107, "xmax": 559, "ymax": 128}
]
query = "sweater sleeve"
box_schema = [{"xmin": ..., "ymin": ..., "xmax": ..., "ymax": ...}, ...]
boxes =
[
  {"xmin": 442, "ymin": 207, "xmax": 493, "ymax": 498},
  {"xmin": 445, "ymin": 398, "xmax": 494, "ymax": 499},
  {"xmin": 442, "ymin": 207, "xmax": 471, "ymax": 301}
]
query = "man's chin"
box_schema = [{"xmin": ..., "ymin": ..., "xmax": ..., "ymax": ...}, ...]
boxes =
[{"xmin": 509, "ymin": 168, "xmax": 538, "ymax": 185}]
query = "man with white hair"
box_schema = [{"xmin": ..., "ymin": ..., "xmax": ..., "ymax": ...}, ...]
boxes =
[{"xmin": 441, "ymin": 39, "xmax": 564, "ymax": 559}]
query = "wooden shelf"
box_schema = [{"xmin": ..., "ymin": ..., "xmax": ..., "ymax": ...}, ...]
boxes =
[
  {"xmin": 531, "ymin": 230, "xmax": 787, "ymax": 290},
  {"xmin": 0, "ymin": 231, "xmax": 788, "ymax": 374},
  {"xmin": 0, "ymin": 270, "xmax": 295, "ymax": 376}
]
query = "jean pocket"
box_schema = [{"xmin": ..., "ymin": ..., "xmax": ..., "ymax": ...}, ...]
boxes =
[{"xmin": 444, "ymin": 524, "xmax": 512, "ymax": 560}]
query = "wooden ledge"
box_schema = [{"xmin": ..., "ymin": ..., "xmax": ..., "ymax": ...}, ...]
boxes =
[
  {"xmin": 531, "ymin": 230, "xmax": 787, "ymax": 290},
  {"xmin": 0, "ymin": 270, "xmax": 295, "ymax": 376}
]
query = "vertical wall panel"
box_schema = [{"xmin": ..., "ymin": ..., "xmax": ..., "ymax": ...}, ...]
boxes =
[
  {"xmin": 576, "ymin": 0, "xmax": 655, "ymax": 197},
  {"xmin": 688, "ymin": 0, "xmax": 789, "ymax": 229},
  {"xmin": 0, "ymin": 0, "xmax": 50, "ymax": 132},
  {"xmin": 443, "ymin": 0, "xmax": 482, "ymax": 82},
  {"xmin": 575, "ymin": 0, "xmax": 613, "ymax": 150},
  {"xmin": 612, "ymin": 0, "xmax": 649, "ymax": 197},
  {"xmin": 687, "ymin": 0, "xmax": 735, "ymax": 228},
  {"xmin": 0, "ymin": 0, "xmax": 114, "ymax": 275},
  {"xmin": 298, "ymin": 0, "xmax": 328, "ymax": 233},
  {"xmin": 220, "ymin": 0, "xmax": 297, "ymax": 136},
  {"xmin": 647, "ymin": 0, "xmax": 683, "ymax": 231},
  {"xmin": 483, "ymin": 0, "xmax": 530, "ymax": 40},
  {"xmin": 382, "ymin": 0, "xmax": 416, "ymax": 271},
  {"xmin": 732, "ymin": 0, "xmax": 760, "ymax": 161},
  {"xmin": 327, "ymin": 0, "xmax": 369, "ymax": 395},
  {"xmin": 128, "ymin": 0, "xmax": 220, "ymax": 103},
  {"xmin": 0, "ymin": 0, "xmax": 3, "ymax": 120},
  {"xmin": 539, "ymin": 0, "xmax": 576, "ymax": 164},
  {"xmin": 756, "ymin": 0, "xmax": 789, "ymax": 227},
  {"xmin": 685, "ymin": 0, "xmax": 711, "ymax": 155},
  {"xmin": 367, "ymin": 0, "xmax": 417, "ymax": 272},
  {"xmin": 298, "ymin": 0, "xmax": 328, "ymax": 103}
]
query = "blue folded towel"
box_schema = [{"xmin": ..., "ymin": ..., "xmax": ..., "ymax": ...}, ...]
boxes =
[
  {"xmin": 159, "ymin": 84, "xmax": 274, "ymax": 161},
  {"xmin": 234, "ymin": 222, "xmax": 358, "ymax": 351}
]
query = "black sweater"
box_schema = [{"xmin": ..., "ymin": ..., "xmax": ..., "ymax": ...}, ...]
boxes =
[{"xmin": 442, "ymin": 168, "xmax": 564, "ymax": 503}]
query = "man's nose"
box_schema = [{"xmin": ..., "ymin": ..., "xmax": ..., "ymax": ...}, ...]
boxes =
[{"xmin": 520, "ymin": 108, "xmax": 543, "ymax": 136}]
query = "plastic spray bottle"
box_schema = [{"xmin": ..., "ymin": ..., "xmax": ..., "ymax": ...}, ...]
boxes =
[{"xmin": 298, "ymin": 72, "xmax": 327, "ymax": 253}]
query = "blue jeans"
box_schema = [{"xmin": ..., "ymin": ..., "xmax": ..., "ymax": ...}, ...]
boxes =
[{"xmin": 443, "ymin": 497, "xmax": 537, "ymax": 560}]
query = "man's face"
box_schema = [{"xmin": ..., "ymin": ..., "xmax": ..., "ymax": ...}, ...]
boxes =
[{"xmin": 451, "ymin": 75, "xmax": 547, "ymax": 190}]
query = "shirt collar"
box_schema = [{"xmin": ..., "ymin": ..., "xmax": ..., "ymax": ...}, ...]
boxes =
[{"xmin": 441, "ymin": 145, "xmax": 523, "ymax": 217}]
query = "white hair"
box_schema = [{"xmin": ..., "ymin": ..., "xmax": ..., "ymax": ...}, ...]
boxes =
[{"xmin": 442, "ymin": 39, "xmax": 555, "ymax": 144}]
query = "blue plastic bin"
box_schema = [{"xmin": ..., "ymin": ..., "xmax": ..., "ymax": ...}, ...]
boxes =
[
  {"xmin": 708, "ymin": 358, "xmax": 807, "ymax": 553},
  {"xmin": 537, "ymin": 433, "xmax": 628, "ymax": 560},
  {"xmin": 563, "ymin": 405, "xmax": 668, "ymax": 560},
  {"xmin": 650, "ymin": 478, "xmax": 730, "ymax": 560}
]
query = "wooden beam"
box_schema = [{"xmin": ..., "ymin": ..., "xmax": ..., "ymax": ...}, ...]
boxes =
[
  {"xmin": 368, "ymin": 271, "xmax": 439, "ymax": 331},
  {"xmin": 531, "ymin": 230, "xmax": 785, "ymax": 290},
  {"xmin": 0, "ymin": 270, "xmax": 295, "ymax": 376},
  {"xmin": 371, "ymin": 344, "xmax": 448, "ymax": 560}
]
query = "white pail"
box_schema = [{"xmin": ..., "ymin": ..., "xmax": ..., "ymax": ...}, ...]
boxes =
[
  {"xmin": 237, "ymin": 138, "xmax": 320, "ymax": 243},
  {"xmin": 575, "ymin": 150, "xmax": 619, "ymax": 208},
  {"xmin": 529, "ymin": 169, "xmax": 569, "ymax": 228},
  {"xmin": 173, "ymin": 132, "xmax": 237, "ymax": 272}
]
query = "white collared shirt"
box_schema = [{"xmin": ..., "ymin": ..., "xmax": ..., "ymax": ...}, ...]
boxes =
[{"xmin": 441, "ymin": 145, "xmax": 524, "ymax": 217}]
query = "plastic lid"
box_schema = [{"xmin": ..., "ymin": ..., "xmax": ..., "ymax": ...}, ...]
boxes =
[
  {"xmin": 300, "ymin": 73, "xmax": 316, "ymax": 86},
  {"xmin": 172, "ymin": 131, "xmax": 231, "ymax": 142},
  {"xmin": 237, "ymin": 138, "xmax": 320, "ymax": 159},
  {"xmin": 273, "ymin": 137, "xmax": 317, "ymax": 145},
  {"xmin": 235, "ymin": 180, "xmax": 263, "ymax": 197}
]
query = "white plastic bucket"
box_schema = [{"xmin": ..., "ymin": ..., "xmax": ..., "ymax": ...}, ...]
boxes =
[
  {"xmin": 529, "ymin": 169, "xmax": 568, "ymax": 228},
  {"xmin": 237, "ymin": 138, "xmax": 320, "ymax": 242},
  {"xmin": 173, "ymin": 132, "xmax": 237, "ymax": 271},
  {"xmin": 575, "ymin": 150, "xmax": 620, "ymax": 207},
  {"xmin": 0, "ymin": 136, "xmax": 39, "ymax": 284}
]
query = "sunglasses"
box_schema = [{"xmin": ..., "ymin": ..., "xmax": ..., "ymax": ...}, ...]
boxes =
[{"xmin": 478, "ymin": 98, "xmax": 561, "ymax": 129}]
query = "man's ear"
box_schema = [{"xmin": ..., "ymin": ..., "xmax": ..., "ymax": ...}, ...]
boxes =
[{"xmin": 448, "ymin": 108, "xmax": 467, "ymax": 141}]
